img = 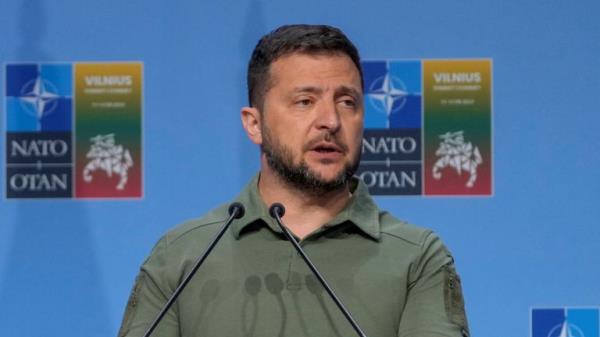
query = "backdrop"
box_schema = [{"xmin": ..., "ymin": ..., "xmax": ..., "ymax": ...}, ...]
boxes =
[{"xmin": 0, "ymin": 1, "xmax": 599, "ymax": 336}]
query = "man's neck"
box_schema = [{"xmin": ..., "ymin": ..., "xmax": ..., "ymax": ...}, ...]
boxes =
[{"xmin": 258, "ymin": 169, "xmax": 352, "ymax": 240}]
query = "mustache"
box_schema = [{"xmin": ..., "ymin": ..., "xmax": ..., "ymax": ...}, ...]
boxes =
[{"xmin": 303, "ymin": 133, "xmax": 349, "ymax": 152}]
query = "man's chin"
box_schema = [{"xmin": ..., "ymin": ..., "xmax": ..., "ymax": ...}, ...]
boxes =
[
  {"xmin": 313, "ymin": 175, "xmax": 345, "ymax": 186},
  {"xmin": 264, "ymin": 148, "xmax": 355, "ymax": 194},
  {"xmin": 305, "ymin": 167, "xmax": 346, "ymax": 183},
  {"xmin": 304, "ymin": 167, "xmax": 351, "ymax": 188}
]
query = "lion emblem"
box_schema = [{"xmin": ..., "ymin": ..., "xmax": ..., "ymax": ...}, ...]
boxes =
[
  {"xmin": 432, "ymin": 131, "xmax": 482, "ymax": 188},
  {"xmin": 83, "ymin": 134, "xmax": 133, "ymax": 190}
]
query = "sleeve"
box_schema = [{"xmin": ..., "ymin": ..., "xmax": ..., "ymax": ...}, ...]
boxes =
[
  {"xmin": 117, "ymin": 237, "xmax": 180, "ymax": 337},
  {"xmin": 397, "ymin": 232, "xmax": 469, "ymax": 337}
]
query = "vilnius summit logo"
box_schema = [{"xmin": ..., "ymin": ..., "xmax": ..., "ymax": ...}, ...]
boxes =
[
  {"xmin": 4, "ymin": 63, "xmax": 143, "ymax": 199},
  {"xmin": 358, "ymin": 59, "xmax": 492, "ymax": 196}
]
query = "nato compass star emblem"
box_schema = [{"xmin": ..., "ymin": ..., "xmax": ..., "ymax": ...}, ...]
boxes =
[
  {"xmin": 18, "ymin": 75, "xmax": 60, "ymax": 130},
  {"xmin": 367, "ymin": 72, "xmax": 408, "ymax": 125},
  {"xmin": 532, "ymin": 307, "xmax": 599, "ymax": 337},
  {"xmin": 548, "ymin": 320, "xmax": 586, "ymax": 337}
]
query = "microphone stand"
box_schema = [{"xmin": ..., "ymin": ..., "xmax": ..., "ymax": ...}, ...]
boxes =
[
  {"xmin": 269, "ymin": 203, "xmax": 368, "ymax": 337},
  {"xmin": 141, "ymin": 202, "xmax": 245, "ymax": 337}
]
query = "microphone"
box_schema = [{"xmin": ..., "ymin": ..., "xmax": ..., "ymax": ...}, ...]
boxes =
[
  {"xmin": 268, "ymin": 203, "xmax": 368, "ymax": 337},
  {"xmin": 142, "ymin": 202, "xmax": 245, "ymax": 337},
  {"xmin": 269, "ymin": 202, "xmax": 285, "ymax": 219}
]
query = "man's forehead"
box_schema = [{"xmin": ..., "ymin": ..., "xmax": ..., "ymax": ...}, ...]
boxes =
[{"xmin": 267, "ymin": 52, "xmax": 362, "ymax": 92}]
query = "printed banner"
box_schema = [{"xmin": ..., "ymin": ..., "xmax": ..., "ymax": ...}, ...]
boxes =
[
  {"xmin": 4, "ymin": 62, "xmax": 143, "ymax": 199},
  {"xmin": 423, "ymin": 60, "xmax": 492, "ymax": 195},
  {"xmin": 359, "ymin": 59, "xmax": 492, "ymax": 196},
  {"xmin": 74, "ymin": 63, "xmax": 142, "ymax": 198},
  {"xmin": 358, "ymin": 60, "xmax": 423, "ymax": 195}
]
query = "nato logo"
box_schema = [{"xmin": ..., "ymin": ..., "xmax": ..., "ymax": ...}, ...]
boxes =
[
  {"xmin": 5, "ymin": 64, "xmax": 73, "ymax": 198},
  {"xmin": 358, "ymin": 60, "xmax": 422, "ymax": 195},
  {"xmin": 6, "ymin": 64, "xmax": 72, "ymax": 132},
  {"xmin": 362, "ymin": 60, "xmax": 421, "ymax": 129},
  {"xmin": 532, "ymin": 308, "xmax": 600, "ymax": 337}
]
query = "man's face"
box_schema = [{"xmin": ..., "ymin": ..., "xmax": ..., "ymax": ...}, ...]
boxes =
[{"xmin": 260, "ymin": 52, "xmax": 364, "ymax": 193}]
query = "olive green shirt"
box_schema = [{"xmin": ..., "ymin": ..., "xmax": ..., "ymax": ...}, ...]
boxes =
[{"xmin": 119, "ymin": 175, "xmax": 469, "ymax": 337}]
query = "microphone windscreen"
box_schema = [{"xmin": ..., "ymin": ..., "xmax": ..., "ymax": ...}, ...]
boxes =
[
  {"xmin": 269, "ymin": 203, "xmax": 285, "ymax": 218},
  {"xmin": 228, "ymin": 202, "xmax": 245, "ymax": 219}
]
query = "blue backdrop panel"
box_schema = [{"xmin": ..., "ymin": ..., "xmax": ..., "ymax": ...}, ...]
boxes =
[{"xmin": 0, "ymin": 0, "xmax": 598, "ymax": 336}]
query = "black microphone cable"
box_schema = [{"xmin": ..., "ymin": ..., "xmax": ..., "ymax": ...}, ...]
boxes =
[{"xmin": 269, "ymin": 203, "xmax": 367, "ymax": 337}]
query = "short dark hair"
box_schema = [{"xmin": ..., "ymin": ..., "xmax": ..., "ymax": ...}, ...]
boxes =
[{"xmin": 247, "ymin": 24, "xmax": 363, "ymax": 110}]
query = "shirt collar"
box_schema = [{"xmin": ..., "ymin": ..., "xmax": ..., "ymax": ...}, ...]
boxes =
[{"xmin": 230, "ymin": 173, "xmax": 381, "ymax": 241}]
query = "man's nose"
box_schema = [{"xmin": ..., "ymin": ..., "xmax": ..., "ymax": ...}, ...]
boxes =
[{"xmin": 314, "ymin": 100, "xmax": 341, "ymax": 132}]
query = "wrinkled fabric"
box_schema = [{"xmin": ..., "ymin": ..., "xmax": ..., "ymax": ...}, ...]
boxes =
[{"xmin": 119, "ymin": 174, "xmax": 469, "ymax": 337}]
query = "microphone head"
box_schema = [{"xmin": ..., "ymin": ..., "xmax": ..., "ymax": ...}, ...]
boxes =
[
  {"xmin": 269, "ymin": 203, "xmax": 285, "ymax": 218},
  {"xmin": 228, "ymin": 202, "xmax": 245, "ymax": 219}
]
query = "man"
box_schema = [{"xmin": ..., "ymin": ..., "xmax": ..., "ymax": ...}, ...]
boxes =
[{"xmin": 119, "ymin": 24, "xmax": 469, "ymax": 337}]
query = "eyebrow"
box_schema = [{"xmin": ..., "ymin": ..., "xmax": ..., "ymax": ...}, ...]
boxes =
[
  {"xmin": 291, "ymin": 86, "xmax": 323, "ymax": 95},
  {"xmin": 336, "ymin": 85, "xmax": 362, "ymax": 99},
  {"xmin": 291, "ymin": 85, "xmax": 362, "ymax": 99}
]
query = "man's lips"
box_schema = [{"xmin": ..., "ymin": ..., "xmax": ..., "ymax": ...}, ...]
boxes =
[
  {"xmin": 310, "ymin": 141, "xmax": 344, "ymax": 153},
  {"xmin": 306, "ymin": 141, "xmax": 347, "ymax": 162}
]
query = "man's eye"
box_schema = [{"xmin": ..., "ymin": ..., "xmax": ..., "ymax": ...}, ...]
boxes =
[
  {"xmin": 295, "ymin": 99, "xmax": 312, "ymax": 106},
  {"xmin": 339, "ymin": 99, "xmax": 356, "ymax": 108}
]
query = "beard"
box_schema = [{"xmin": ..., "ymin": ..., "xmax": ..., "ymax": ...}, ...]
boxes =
[{"xmin": 261, "ymin": 124, "xmax": 360, "ymax": 195}]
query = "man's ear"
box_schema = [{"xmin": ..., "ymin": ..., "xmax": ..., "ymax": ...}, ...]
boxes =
[{"xmin": 241, "ymin": 106, "xmax": 262, "ymax": 145}]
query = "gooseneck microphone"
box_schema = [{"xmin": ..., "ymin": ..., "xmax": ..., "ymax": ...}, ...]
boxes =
[
  {"xmin": 269, "ymin": 203, "xmax": 368, "ymax": 337},
  {"xmin": 142, "ymin": 202, "xmax": 245, "ymax": 337}
]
